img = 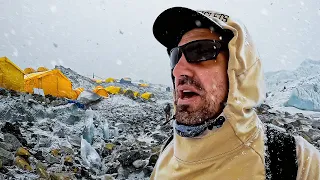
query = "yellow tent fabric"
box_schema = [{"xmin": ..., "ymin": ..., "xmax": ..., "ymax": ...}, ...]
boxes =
[
  {"xmin": 141, "ymin": 92, "xmax": 154, "ymax": 100},
  {"xmin": 96, "ymin": 79, "xmax": 103, "ymax": 84},
  {"xmin": 0, "ymin": 57, "xmax": 25, "ymax": 92},
  {"xmin": 105, "ymin": 86, "xmax": 122, "ymax": 94},
  {"xmin": 139, "ymin": 83, "xmax": 149, "ymax": 87},
  {"xmin": 24, "ymin": 69, "xmax": 74, "ymax": 99},
  {"xmin": 105, "ymin": 78, "xmax": 115, "ymax": 83},
  {"xmin": 24, "ymin": 67, "xmax": 36, "ymax": 75},
  {"xmin": 74, "ymin": 87, "xmax": 84, "ymax": 98},
  {"xmin": 133, "ymin": 91, "xmax": 140, "ymax": 98},
  {"xmin": 37, "ymin": 67, "xmax": 49, "ymax": 72},
  {"xmin": 93, "ymin": 87, "xmax": 109, "ymax": 98}
]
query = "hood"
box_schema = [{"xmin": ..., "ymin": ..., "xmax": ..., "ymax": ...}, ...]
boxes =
[
  {"xmin": 211, "ymin": 10, "xmax": 266, "ymax": 141},
  {"xmin": 154, "ymin": 7, "xmax": 266, "ymax": 141}
]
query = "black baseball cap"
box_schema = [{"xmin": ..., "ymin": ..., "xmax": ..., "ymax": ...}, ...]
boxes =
[{"xmin": 153, "ymin": 7, "xmax": 233, "ymax": 50}]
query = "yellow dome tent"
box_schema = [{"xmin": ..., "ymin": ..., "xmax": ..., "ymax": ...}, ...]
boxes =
[
  {"xmin": 95, "ymin": 79, "xmax": 103, "ymax": 84},
  {"xmin": 139, "ymin": 83, "xmax": 149, "ymax": 87},
  {"xmin": 24, "ymin": 69, "xmax": 74, "ymax": 99},
  {"xmin": 74, "ymin": 87, "xmax": 84, "ymax": 98},
  {"xmin": 105, "ymin": 78, "xmax": 115, "ymax": 83},
  {"xmin": 105, "ymin": 86, "xmax": 122, "ymax": 95},
  {"xmin": 141, "ymin": 92, "xmax": 154, "ymax": 100},
  {"xmin": 37, "ymin": 66, "xmax": 49, "ymax": 72},
  {"xmin": 23, "ymin": 67, "xmax": 36, "ymax": 75},
  {"xmin": 93, "ymin": 86, "xmax": 109, "ymax": 98},
  {"xmin": 0, "ymin": 57, "xmax": 25, "ymax": 92},
  {"xmin": 133, "ymin": 91, "xmax": 140, "ymax": 98}
]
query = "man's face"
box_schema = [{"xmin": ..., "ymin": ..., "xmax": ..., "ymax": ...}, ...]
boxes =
[{"xmin": 173, "ymin": 28, "xmax": 229, "ymax": 125}]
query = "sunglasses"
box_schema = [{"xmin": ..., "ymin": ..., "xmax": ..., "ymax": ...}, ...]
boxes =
[{"xmin": 168, "ymin": 39, "xmax": 228, "ymax": 69}]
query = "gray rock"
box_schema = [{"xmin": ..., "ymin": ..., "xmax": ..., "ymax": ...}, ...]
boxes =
[
  {"xmin": 4, "ymin": 133, "xmax": 22, "ymax": 150},
  {"xmin": 118, "ymin": 150, "xmax": 141, "ymax": 167},
  {"xmin": 151, "ymin": 133, "xmax": 167, "ymax": 143},
  {"xmin": 43, "ymin": 152, "xmax": 60, "ymax": 164},
  {"xmin": 307, "ymin": 129, "xmax": 320, "ymax": 141},
  {"xmin": 271, "ymin": 119, "xmax": 284, "ymax": 127},
  {"xmin": 37, "ymin": 135, "xmax": 52, "ymax": 148},
  {"xmin": 312, "ymin": 121, "xmax": 320, "ymax": 129},
  {"xmin": 54, "ymin": 129, "xmax": 66, "ymax": 138},
  {"xmin": 132, "ymin": 159, "xmax": 147, "ymax": 169},
  {"xmin": 299, "ymin": 125, "xmax": 313, "ymax": 132},
  {"xmin": 0, "ymin": 142, "xmax": 14, "ymax": 151},
  {"xmin": 50, "ymin": 173, "xmax": 76, "ymax": 180},
  {"xmin": 284, "ymin": 112, "xmax": 293, "ymax": 118},
  {"xmin": 65, "ymin": 114, "xmax": 82, "ymax": 125},
  {"xmin": 297, "ymin": 119, "xmax": 312, "ymax": 126},
  {"xmin": 115, "ymin": 123, "xmax": 131, "ymax": 132},
  {"xmin": 148, "ymin": 153, "xmax": 159, "ymax": 167},
  {"xmin": 0, "ymin": 147, "xmax": 14, "ymax": 166},
  {"xmin": 68, "ymin": 135, "xmax": 81, "ymax": 147}
]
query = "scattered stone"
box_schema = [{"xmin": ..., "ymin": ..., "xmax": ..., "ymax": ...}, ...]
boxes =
[
  {"xmin": 148, "ymin": 153, "xmax": 159, "ymax": 167},
  {"xmin": 152, "ymin": 133, "xmax": 167, "ymax": 143},
  {"xmin": 3, "ymin": 133, "xmax": 22, "ymax": 150},
  {"xmin": 118, "ymin": 150, "xmax": 141, "ymax": 167},
  {"xmin": 43, "ymin": 152, "xmax": 60, "ymax": 164},
  {"xmin": 36, "ymin": 162, "xmax": 49, "ymax": 179},
  {"xmin": 64, "ymin": 155, "xmax": 73, "ymax": 166},
  {"xmin": 0, "ymin": 142, "xmax": 13, "ymax": 151},
  {"xmin": 104, "ymin": 174, "xmax": 115, "ymax": 180},
  {"xmin": 0, "ymin": 147, "xmax": 14, "ymax": 166},
  {"xmin": 33, "ymin": 151, "xmax": 45, "ymax": 161},
  {"xmin": 132, "ymin": 159, "xmax": 147, "ymax": 169},
  {"xmin": 50, "ymin": 173, "xmax": 76, "ymax": 180},
  {"xmin": 15, "ymin": 156, "xmax": 32, "ymax": 171}
]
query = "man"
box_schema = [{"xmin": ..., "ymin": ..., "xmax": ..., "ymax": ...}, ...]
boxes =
[
  {"xmin": 151, "ymin": 7, "xmax": 320, "ymax": 179},
  {"xmin": 164, "ymin": 103, "xmax": 171, "ymax": 122}
]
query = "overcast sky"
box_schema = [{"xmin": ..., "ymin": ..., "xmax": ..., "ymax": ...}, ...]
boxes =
[{"xmin": 0, "ymin": 0, "xmax": 319, "ymax": 85}]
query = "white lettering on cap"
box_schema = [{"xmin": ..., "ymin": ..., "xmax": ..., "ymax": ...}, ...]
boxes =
[{"xmin": 198, "ymin": 11, "xmax": 230, "ymax": 23}]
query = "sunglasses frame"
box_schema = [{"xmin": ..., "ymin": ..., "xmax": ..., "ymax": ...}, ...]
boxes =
[{"xmin": 168, "ymin": 39, "xmax": 228, "ymax": 69}]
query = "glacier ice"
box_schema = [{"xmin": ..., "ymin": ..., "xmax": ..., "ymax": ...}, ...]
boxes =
[
  {"xmin": 82, "ymin": 110, "xmax": 95, "ymax": 144},
  {"xmin": 80, "ymin": 137, "xmax": 101, "ymax": 169}
]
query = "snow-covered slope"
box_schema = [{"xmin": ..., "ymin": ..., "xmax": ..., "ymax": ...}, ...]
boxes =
[{"xmin": 265, "ymin": 59, "xmax": 320, "ymax": 111}]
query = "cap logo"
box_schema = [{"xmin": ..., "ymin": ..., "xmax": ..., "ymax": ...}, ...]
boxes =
[{"xmin": 198, "ymin": 11, "xmax": 229, "ymax": 23}]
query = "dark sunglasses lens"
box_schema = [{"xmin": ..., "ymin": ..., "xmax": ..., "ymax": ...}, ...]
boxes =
[
  {"xmin": 184, "ymin": 41, "xmax": 220, "ymax": 63},
  {"xmin": 170, "ymin": 48, "xmax": 181, "ymax": 69}
]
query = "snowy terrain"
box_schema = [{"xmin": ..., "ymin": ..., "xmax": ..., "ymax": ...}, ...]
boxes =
[{"xmin": 0, "ymin": 65, "xmax": 319, "ymax": 179}]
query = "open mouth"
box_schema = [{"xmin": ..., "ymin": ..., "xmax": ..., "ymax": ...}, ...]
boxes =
[{"xmin": 180, "ymin": 90, "xmax": 200, "ymax": 99}]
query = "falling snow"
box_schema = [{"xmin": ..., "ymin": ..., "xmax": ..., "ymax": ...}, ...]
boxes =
[
  {"xmin": 51, "ymin": 61, "xmax": 57, "ymax": 67},
  {"xmin": 117, "ymin": 59, "xmax": 122, "ymax": 65},
  {"xmin": 12, "ymin": 48, "xmax": 18, "ymax": 57},
  {"xmin": 50, "ymin": 6, "xmax": 57, "ymax": 13},
  {"xmin": 261, "ymin": 8, "xmax": 269, "ymax": 16},
  {"xmin": 10, "ymin": 29, "xmax": 16, "ymax": 35}
]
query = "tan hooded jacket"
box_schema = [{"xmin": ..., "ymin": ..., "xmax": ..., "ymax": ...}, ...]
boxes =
[{"xmin": 151, "ymin": 9, "xmax": 320, "ymax": 180}]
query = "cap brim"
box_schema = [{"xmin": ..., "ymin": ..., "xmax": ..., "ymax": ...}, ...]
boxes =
[{"xmin": 153, "ymin": 7, "xmax": 226, "ymax": 50}]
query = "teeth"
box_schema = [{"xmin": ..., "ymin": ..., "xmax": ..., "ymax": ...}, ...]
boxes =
[{"xmin": 183, "ymin": 90, "xmax": 193, "ymax": 93}]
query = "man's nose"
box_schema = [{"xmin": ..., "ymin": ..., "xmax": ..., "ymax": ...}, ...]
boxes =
[{"xmin": 172, "ymin": 54, "xmax": 194, "ymax": 79}]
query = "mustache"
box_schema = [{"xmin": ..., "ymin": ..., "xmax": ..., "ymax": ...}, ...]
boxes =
[{"xmin": 177, "ymin": 76, "xmax": 204, "ymax": 90}]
